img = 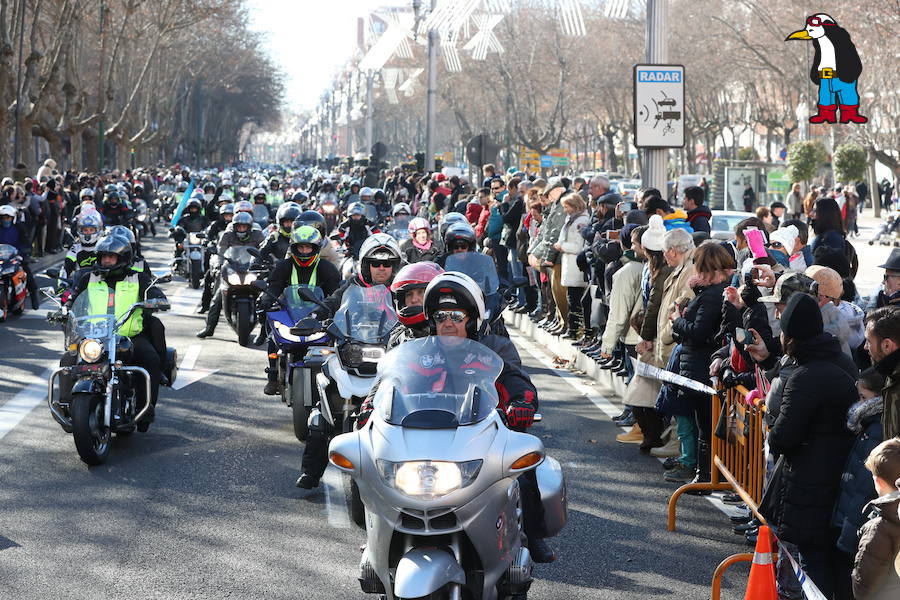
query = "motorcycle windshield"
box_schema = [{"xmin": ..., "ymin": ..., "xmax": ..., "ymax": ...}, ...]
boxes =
[
  {"xmin": 374, "ymin": 336, "xmax": 502, "ymax": 428},
  {"xmin": 252, "ymin": 205, "xmax": 270, "ymax": 227},
  {"xmin": 388, "ymin": 216, "xmax": 412, "ymax": 241},
  {"xmin": 223, "ymin": 246, "xmax": 254, "ymax": 267},
  {"xmin": 333, "ymin": 285, "xmax": 398, "ymax": 344},
  {"xmin": 67, "ymin": 290, "xmax": 117, "ymax": 345},
  {"xmin": 280, "ymin": 285, "xmax": 324, "ymax": 322},
  {"xmin": 362, "ymin": 203, "xmax": 378, "ymax": 223},
  {"xmin": 444, "ymin": 252, "xmax": 499, "ymax": 294},
  {"xmin": 0, "ymin": 244, "xmax": 18, "ymax": 261}
]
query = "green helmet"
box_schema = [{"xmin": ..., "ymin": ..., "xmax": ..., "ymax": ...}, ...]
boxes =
[{"xmin": 290, "ymin": 225, "xmax": 323, "ymax": 267}]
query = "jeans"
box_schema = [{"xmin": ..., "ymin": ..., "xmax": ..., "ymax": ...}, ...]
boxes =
[
  {"xmin": 508, "ymin": 248, "xmax": 525, "ymax": 304},
  {"xmin": 817, "ymin": 77, "xmax": 860, "ymax": 106},
  {"xmin": 676, "ymin": 415, "xmax": 698, "ymax": 469}
]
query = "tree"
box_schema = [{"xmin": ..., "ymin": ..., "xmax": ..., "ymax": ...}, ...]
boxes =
[
  {"xmin": 832, "ymin": 142, "xmax": 867, "ymax": 183},
  {"xmin": 787, "ymin": 140, "xmax": 826, "ymax": 184}
]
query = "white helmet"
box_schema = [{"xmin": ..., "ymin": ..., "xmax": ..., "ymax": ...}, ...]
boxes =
[
  {"xmin": 358, "ymin": 233, "xmax": 402, "ymax": 284},
  {"xmin": 422, "ymin": 271, "xmax": 486, "ymax": 338},
  {"xmin": 79, "ymin": 188, "xmax": 94, "ymax": 200},
  {"xmin": 359, "ymin": 186, "xmax": 374, "ymax": 198},
  {"xmin": 392, "ymin": 202, "xmax": 411, "ymax": 217},
  {"xmin": 0, "ymin": 205, "xmax": 17, "ymax": 220},
  {"xmin": 77, "ymin": 211, "xmax": 104, "ymax": 246}
]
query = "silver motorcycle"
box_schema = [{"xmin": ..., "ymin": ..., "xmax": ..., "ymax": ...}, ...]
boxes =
[{"xmin": 328, "ymin": 336, "xmax": 567, "ymax": 600}]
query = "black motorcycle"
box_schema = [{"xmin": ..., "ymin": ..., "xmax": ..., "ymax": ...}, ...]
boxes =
[{"xmin": 218, "ymin": 246, "xmax": 264, "ymax": 346}]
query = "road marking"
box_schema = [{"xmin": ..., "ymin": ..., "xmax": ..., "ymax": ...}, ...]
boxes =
[
  {"xmin": 0, "ymin": 370, "xmax": 52, "ymax": 442},
  {"xmin": 171, "ymin": 344, "xmax": 218, "ymax": 391},
  {"xmin": 322, "ymin": 466, "xmax": 351, "ymax": 529},
  {"xmin": 169, "ymin": 287, "xmax": 203, "ymax": 316},
  {"xmin": 509, "ymin": 330, "xmax": 747, "ymax": 519}
]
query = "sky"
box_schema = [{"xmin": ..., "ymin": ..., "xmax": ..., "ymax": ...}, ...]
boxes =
[{"xmin": 245, "ymin": 0, "xmax": 389, "ymax": 114}]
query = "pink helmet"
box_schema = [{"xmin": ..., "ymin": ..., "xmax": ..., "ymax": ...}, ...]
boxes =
[{"xmin": 407, "ymin": 217, "xmax": 431, "ymax": 236}]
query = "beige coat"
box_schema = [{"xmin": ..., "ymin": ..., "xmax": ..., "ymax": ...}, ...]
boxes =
[
  {"xmin": 600, "ymin": 254, "xmax": 645, "ymax": 354},
  {"xmin": 653, "ymin": 247, "xmax": 696, "ymax": 368}
]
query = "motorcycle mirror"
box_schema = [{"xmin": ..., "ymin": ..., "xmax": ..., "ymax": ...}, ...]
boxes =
[
  {"xmin": 251, "ymin": 280, "xmax": 268, "ymax": 291},
  {"xmin": 328, "ymin": 232, "xmax": 342, "ymax": 241},
  {"xmin": 194, "ymin": 232, "xmax": 206, "ymax": 239},
  {"xmin": 246, "ymin": 247, "xmax": 261, "ymax": 258},
  {"xmin": 45, "ymin": 268, "xmax": 60, "ymax": 279},
  {"xmin": 154, "ymin": 272, "xmax": 173, "ymax": 284},
  {"xmin": 40, "ymin": 286, "xmax": 56, "ymax": 297}
]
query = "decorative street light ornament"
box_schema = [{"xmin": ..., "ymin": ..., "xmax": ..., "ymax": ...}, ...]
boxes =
[
  {"xmin": 463, "ymin": 14, "xmax": 504, "ymax": 60},
  {"xmin": 421, "ymin": 0, "xmax": 481, "ymax": 40},
  {"xmin": 558, "ymin": 0, "xmax": 586, "ymax": 36},
  {"xmin": 398, "ymin": 68, "xmax": 424, "ymax": 97},
  {"xmin": 359, "ymin": 11, "xmax": 414, "ymax": 72},
  {"xmin": 442, "ymin": 38, "xmax": 463, "ymax": 72},
  {"xmin": 382, "ymin": 68, "xmax": 401, "ymax": 104}
]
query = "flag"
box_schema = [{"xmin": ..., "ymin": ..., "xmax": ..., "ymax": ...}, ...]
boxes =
[{"xmin": 169, "ymin": 178, "xmax": 196, "ymax": 228}]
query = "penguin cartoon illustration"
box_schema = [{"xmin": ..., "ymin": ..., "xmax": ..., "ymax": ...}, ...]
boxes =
[{"xmin": 785, "ymin": 13, "xmax": 867, "ymax": 124}]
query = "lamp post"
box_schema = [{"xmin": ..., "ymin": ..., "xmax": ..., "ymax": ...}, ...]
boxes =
[{"xmin": 413, "ymin": 0, "xmax": 438, "ymax": 172}]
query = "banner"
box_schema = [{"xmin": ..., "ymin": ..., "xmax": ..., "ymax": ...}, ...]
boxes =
[
  {"xmin": 775, "ymin": 539, "xmax": 829, "ymax": 600},
  {"xmin": 633, "ymin": 359, "xmax": 718, "ymax": 396},
  {"xmin": 169, "ymin": 178, "xmax": 196, "ymax": 228}
]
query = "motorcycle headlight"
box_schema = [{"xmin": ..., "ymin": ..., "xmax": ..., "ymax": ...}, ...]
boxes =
[
  {"xmin": 226, "ymin": 272, "xmax": 243, "ymax": 285},
  {"xmin": 376, "ymin": 460, "xmax": 482, "ymax": 500},
  {"xmin": 78, "ymin": 338, "xmax": 104, "ymax": 363},
  {"xmin": 273, "ymin": 321, "xmax": 302, "ymax": 343},
  {"xmin": 245, "ymin": 272, "xmax": 257, "ymax": 283}
]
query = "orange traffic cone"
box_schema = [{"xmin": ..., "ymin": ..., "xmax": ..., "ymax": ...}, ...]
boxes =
[{"xmin": 744, "ymin": 525, "xmax": 777, "ymax": 600}]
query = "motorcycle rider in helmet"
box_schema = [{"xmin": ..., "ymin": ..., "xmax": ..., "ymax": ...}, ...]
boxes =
[
  {"xmin": 196, "ymin": 211, "xmax": 265, "ymax": 338},
  {"xmin": 251, "ymin": 202, "xmax": 301, "ymax": 273},
  {"xmin": 65, "ymin": 233, "xmax": 169, "ymax": 431},
  {"xmin": 340, "ymin": 180, "xmax": 360, "ymax": 208},
  {"xmin": 293, "ymin": 210, "xmax": 341, "ymax": 268},
  {"xmin": 420, "ymin": 272, "xmax": 553, "ymax": 563},
  {"xmin": 171, "ymin": 198, "xmax": 209, "ymax": 258},
  {"xmin": 198, "ymin": 203, "xmax": 235, "ymax": 313},
  {"xmin": 0, "ymin": 204, "xmax": 39, "ymax": 308},
  {"xmin": 251, "ymin": 187, "xmax": 273, "ymax": 223},
  {"xmin": 294, "ymin": 233, "xmax": 402, "ymax": 489},
  {"xmin": 62, "ymin": 211, "xmax": 104, "ymax": 285},
  {"xmin": 436, "ymin": 222, "xmax": 478, "ymax": 267},
  {"xmin": 388, "ymin": 261, "xmax": 444, "ymax": 342},
  {"xmin": 400, "ymin": 217, "xmax": 441, "ymax": 264},
  {"xmin": 337, "ymin": 202, "xmax": 380, "ymax": 259},
  {"xmin": 260, "ymin": 225, "xmax": 341, "ymax": 395},
  {"xmin": 99, "ymin": 188, "xmax": 133, "ymax": 226}
]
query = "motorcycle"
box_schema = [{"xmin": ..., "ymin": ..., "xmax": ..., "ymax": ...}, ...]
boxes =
[
  {"xmin": 134, "ymin": 199, "xmax": 152, "ymax": 238},
  {"xmin": 0, "ymin": 244, "xmax": 28, "ymax": 321},
  {"xmin": 319, "ymin": 200, "xmax": 340, "ymax": 233},
  {"xmin": 173, "ymin": 230, "xmax": 207, "ymax": 289},
  {"xmin": 218, "ymin": 246, "xmax": 263, "ymax": 346},
  {"xmin": 45, "ymin": 273, "xmax": 177, "ymax": 465},
  {"xmin": 255, "ymin": 282, "xmax": 332, "ymax": 441},
  {"xmin": 329, "ymin": 336, "xmax": 567, "ymax": 600},
  {"xmin": 444, "ymin": 252, "xmax": 526, "ymax": 337}
]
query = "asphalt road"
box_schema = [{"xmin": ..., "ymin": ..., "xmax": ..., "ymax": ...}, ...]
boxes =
[{"xmin": 10, "ymin": 229, "xmax": 889, "ymax": 599}]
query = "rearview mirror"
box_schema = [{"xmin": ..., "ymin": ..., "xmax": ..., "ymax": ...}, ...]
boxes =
[
  {"xmin": 252, "ymin": 280, "xmax": 268, "ymax": 291},
  {"xmin": 154, "ymin": 272, "xmax": 173, "ymax": 284},
  {"xmin": 45, "ymin": 268, "xmax": 60, "ymax": 279},
  {"xmin": 246, "ymin": 247, "xmax": 261, "ymax": 258}
]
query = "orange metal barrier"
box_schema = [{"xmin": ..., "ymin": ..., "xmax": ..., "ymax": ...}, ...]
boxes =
[{"xmin": 665, "ymin": 384, "xmax": 772, "ymax": 600}]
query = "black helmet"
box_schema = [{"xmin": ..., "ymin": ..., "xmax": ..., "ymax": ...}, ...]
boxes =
[
  {"xmin": 422, "ymin": 272, "xmax": 486, "ymax": 339},
  {"xmin": 104, "ymin": 183, "xmax": 119, "ymax": 195},
  {"xmin": 275, "ymin": 202, "xmax": 302, "ymax": 236},
  {"xmin": 203, "ymin": 181, "xmax": 216, "ymax": 193},
  {"xmin": 94, "ymin": 233, "xmax": 133, "ymax": 278},
  {"xmin": 439, "ymin": 212, "xmax": 467, "ymax": 241},
  {"xmin": 232, "ymin": 212, "xmax": 253, "ymax": 242},
  {"xmin": 443, "ymin": 222, "xmax": 476, "ymax": 253},
  {"xmin": 106, "ymin": 189, "xmax": 121, "ymax": 203},
  {"xmin": 294, "ymin": 210, "xmax": 326, "ymax": 237},
  {"xmin": 186, "ymin": 198, "xmax": 202, "ymax": 213}
]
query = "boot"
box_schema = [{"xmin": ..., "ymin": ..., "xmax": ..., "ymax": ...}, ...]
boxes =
[
  {"xmin": 615, "ymin": 423, "xmax": 643, "ymax": 444},
  {"xmin": 839, "ymin": 104, "xmax": 868, "ymax": 124},
  {"xmin": 808, "ymin": 103, "xmax": 837, "ymax": 124},
  {"xmin": 650, "ymin": 432, "xmax": 681, "ymax": 457},
  {"xmin": 528, "ymin": 538, "xmax": 556, "ymax": 563},
  {"xmin": 685, "ymin": 440, "xmax": 712, "ymax": 496}
]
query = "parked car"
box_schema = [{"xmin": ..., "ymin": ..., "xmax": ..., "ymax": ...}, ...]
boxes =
[
  {"xmin": 710, "ymin": 210, "xmax": 755, "ymax": 241},
  {"xmin": 616, "ymin": 179, "xmax": 642, "ymax": 199}
]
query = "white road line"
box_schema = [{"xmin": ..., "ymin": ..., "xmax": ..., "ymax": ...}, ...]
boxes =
[
  {"xmin": 509, "ymin": 330, "xmax": 747, "ymax": 519},
  {"xmin": 171, "ymin": 344, "xmax": 218, "ymax": 391},
  {"xmin": 180, "ymin": 344, "xmax": 202, "ymax": 371},
  {"xmin": 0, "ymin": 370, "xmax": 52, "ymax": 442},
  {"xmin": 169, "ymin": 287, "xmax": 203, "ymax": 316},
  {"xmin": 322, "ymin": 466, "xmax": 352, "ymax": 529}
]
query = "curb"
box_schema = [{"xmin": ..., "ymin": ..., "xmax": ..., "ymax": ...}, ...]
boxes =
[{"xmin": 503, "ymin": 309, "xmax": 628, "ymax": 401}]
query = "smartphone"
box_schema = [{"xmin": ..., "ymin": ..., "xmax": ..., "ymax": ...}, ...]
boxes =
[
  {"xmin": 606, "ymin": 230, "xmax": 620, "ymax": 240},
  {"xmin": 735, "ymin": 327, "xmax": 752, "ymax": 345}
]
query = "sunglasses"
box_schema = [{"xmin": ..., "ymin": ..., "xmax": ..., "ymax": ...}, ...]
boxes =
[
  {"xmin": 369, "ymin": 260, "xmax": 393, "ymax": 268},
  {"xmin": 767, "ymin": 241, "xmax": 784, "ymax": 249},
  {"xmin": 433, "ymin": 309, "xmax": 467, "ymax": 323},
  {"xmin": 806, "ymin": 16, "xmax": 833, "ymax": 27}
]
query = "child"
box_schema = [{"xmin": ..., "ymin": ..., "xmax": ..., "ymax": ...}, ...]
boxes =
[{"xmin": 852, "ymin": 437, "xmax": 900, "ymax": 599}]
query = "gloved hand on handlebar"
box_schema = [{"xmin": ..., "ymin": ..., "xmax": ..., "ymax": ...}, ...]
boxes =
[{"xmin": 505, "ymin": 395, "xmax": 536, "ymax": 429}]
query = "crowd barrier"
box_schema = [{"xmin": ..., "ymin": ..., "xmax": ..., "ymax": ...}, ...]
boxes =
[{"xmin": 666, "ymin": 384, "xmax": 772, "ymax": 600}]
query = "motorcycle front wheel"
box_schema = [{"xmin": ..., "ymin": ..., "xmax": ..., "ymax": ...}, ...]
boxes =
[
  {"xmin": 290, "ymin": 379, "xmax": 309, "ymax": 442},
  {"xmin": 236, "ymin": 301, "xmax": 252, "ymax": 346},
  {"xmin": 189, "ymin": 259, "xmax": 202, "ymax": 289},
  {"xmin": 71, "ymin": 392, "xmax": 111, "ymax": 465}
]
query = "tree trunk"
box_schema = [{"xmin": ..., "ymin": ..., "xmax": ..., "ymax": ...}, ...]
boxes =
[{"xmin": 69, "ymin": 130, "xmax": 82, "ymax": 171}]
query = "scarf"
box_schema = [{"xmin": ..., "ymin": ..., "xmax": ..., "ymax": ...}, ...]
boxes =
[{"xmin": 412, "ymin": 238, "xmax": 432, "ymax": 251}]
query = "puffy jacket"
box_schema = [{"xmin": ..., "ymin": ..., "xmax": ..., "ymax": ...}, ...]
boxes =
[
  {"xmin": 400, "ymin": 237, "xmax": 442, "ymax": 264},
  {"xmin": 251, "ymin": 230, "xmax": 291, "ymax": 270},
  {"xmin": 686, "ymin": 205, "xmax": 712, "ymax": 233},
  {"xmin": 662, "ymin": 209, "xmax": 693, "ymax": 232},
  {"xmin": 671, "ymin": 281, "xmax": 727, "ymax": 391},
  {"xmin": 833, "ymin": 398, "xmax": 883, "ymax": 555},
  {"xmin": 768, "ymin": 333, "xmax": 856, "ymax": 547},
  {"xmin": 558, "ymin": 211, "xmax": 589, "ymax": 287},
  {"xmin": 852, "ymin": 490, "xmax": 900, "ymax": 600}
]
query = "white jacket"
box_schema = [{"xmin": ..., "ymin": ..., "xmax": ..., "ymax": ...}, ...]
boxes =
[
  {"xmin": 558, "ymin": 211, "xmax": 589, "ymax": 287},
  {"xmin": 601, "ymin": 254, "xmax": 645, "ymax": 354}
]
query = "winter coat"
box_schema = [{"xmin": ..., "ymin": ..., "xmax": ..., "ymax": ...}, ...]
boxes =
[
  {"xmin": 785, "ymin": 190, "xmax": 803, "ymax": 215},
  {"xmin": 501, "ymin": 197, "xmax": 524, "ymax": 248},
  {"xmin": 465, "ymin": 202, "xmax": 484, "ymax": 226},
  {"xmin": 768, "ymin": 333, "xmax": 856, "ymax": 547},
  {"xmin": 833, "ymin": 397, "xmax": 883, "ymax": 555},
  {"xmin": 638, "ymin": 264, "xmax": 675, "ymax": 348},
  {"xmin": 810, "ymin": 229, "xmax": 846, "ymax": 256},
  {"xmin": 600, "ymin": 252, "xmax": 645, "ymax": 354},
  {"xmin": 876, "ymin": 349, "xmax": 900, "ymax": 440},
  {"xmin": 528, "ymin": 200, "xmax": 565, "ymax": 262},
  {"xmin": 653, "ymin": 248, "xmax": 696, "ymax": 368},
  {"xmin": 686, "ymin": 205, "xmax": 712, "ymax": 233},
  {"xmin": 400, "ymin": 237, "xmax": 442, "ymax": 264},
  {"xmin": 852, "ymin": 490, "xmax": 900, "ymax": 600},
  {"xmin": 558, "ymin": 211, "xmax": 589, "ymax": 287},
  {"xmin": 486, "ymin": 204, "xmax": 503, "ymax": 245},
  {"xmin": 671, "ymin": 281, "xmax": 727, "ymax": 396}
]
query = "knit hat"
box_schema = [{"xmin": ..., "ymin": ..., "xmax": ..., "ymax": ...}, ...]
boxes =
[
  {"xmin": 641, "ymin": 215, "xmax": 665, "ymax": 251},
  {"xmin": 805, "ymin": 265, "xmax": 843, "ymax": 299},
  {"xmin": 780, "ymin": 292, "xmax": 823, "ymax": 342},
  {"xmin": 769, "ymin": 225, "xmax": 799, "ymax": 253}
]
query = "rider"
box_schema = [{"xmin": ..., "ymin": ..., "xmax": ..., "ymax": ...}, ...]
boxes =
[
  {"xmin": 400, "ymin": 217, "xmax": 441, "ymax": 264},
  {"xmin": 196, "ymin": 211, "xmax": 265, "ymax": 338},
  {"xmin": 340, "ymin": 180, "xmax": 360, "ymax": 208},
  {"xmin": 199, "ymin": 203, "xmax": 235, "ymax": 313},
  {"xmin": 62, "ymin": 211, "xmax": 104, "ymax": 284},
  {"xmin": 260, "ymin": 225, "xmax": 342, "ymax": 395},
  {"xmin": 0, "ymin": 205, "xmax": 39, "ymax": 309},
  {"xmin": 98, "ymin": 188, "xmax": 133, "ymax": 226},
  {"xmin": 435, "ymin": 222, "xmax": 478, "ymax": 267},
  {"xmin": 293, "ymin": 210, "xmax": 342, "ymax": 268},
  {"xmin": 389, "ymin": 261, "xmax": 444, "ymax": 342},
  {"xmin": 251, "ymin": 201, "xmax": 301, "ymax": 272},
  {"xmin": 251, "ymin": 187, "xmax": 273, "ymax": 224},
  {"xmin": 337, "ymin": 202, "xmax": 379, "ymax": 259},
  {"xmin": 295, "ymin": 233, "xmax": 402, "ymax": 489},
  {"xmin": 66, "ymin": 234, "xmax": 167, "ymax": 431},
  {"xmin": 171, "ymin": 198, "xmax": 209, "ymax": 252},
  {"xmin": 420, "ymin": 272, "xmax": 553, "ymax": 563}
]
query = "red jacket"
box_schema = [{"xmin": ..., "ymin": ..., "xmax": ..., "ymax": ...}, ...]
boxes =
[{"xmin": 465, "ymin": 202, "xmax": 484, "ymax": 225}]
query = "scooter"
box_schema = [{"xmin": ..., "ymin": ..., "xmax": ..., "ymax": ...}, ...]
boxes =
[
  {"xmin": 0, "ymin": 244, "xmax": 28, "ymax": 321},
  {"xmin": 329, "ymin": 336, "xmax": 567, "ymax": 600}
]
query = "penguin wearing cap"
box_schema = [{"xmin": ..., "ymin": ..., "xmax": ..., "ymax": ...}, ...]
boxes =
[{"xmin": 785, "ymin": 13, "xmax": 867, "ymax": 125}]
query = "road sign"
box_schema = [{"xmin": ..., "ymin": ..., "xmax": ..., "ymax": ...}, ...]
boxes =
[
  {"xmin": 633, "ymin": 64, "xmax": 685, "ymax": 148},
  {"xmin": 540, "ymin": 155, "xmax": 552, "ymax": 168}
]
